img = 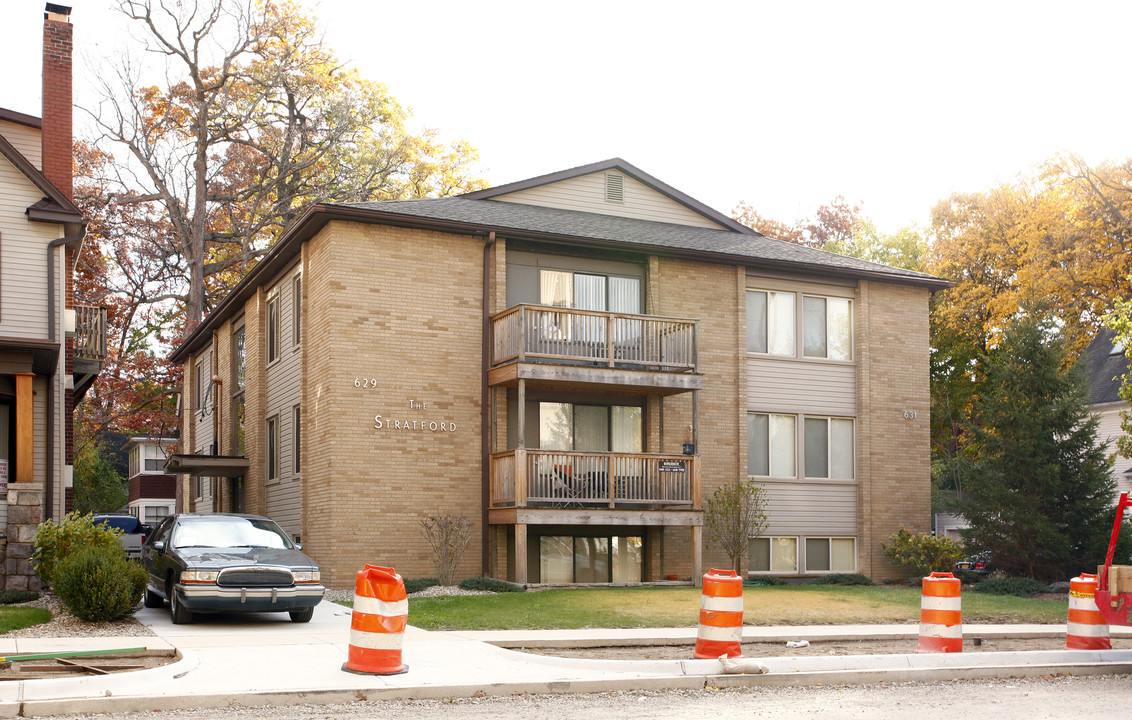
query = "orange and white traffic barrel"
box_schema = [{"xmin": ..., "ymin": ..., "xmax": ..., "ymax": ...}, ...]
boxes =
[
  {"xmin": 916, "ymin": 571, "xmax": 962, "ymax": 653},
  {"xmin": 342, "ymin": 565, "xmax": 409, "ymax": 675},
  {"xmin": 1066, "ymin": 573, "xmax": 1110, "ymax": 650},
  {"xmin": 693, "ymin": 568, "xmax": 744, "ymax": 659}
]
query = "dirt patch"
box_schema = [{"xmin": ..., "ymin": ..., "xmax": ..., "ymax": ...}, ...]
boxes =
[
  {"xmin": 525, "ymin": 636, "xmax": 1132, "ymax": 660},
  {"xmin": 0, "ymin": 650, "xmax": 178, "ymax": 680}
]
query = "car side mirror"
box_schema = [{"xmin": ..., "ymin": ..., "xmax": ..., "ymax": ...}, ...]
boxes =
[
  {"xmin": 293, "ymin": 543, "xmax": 303, "ymax": 551},
  {"xmin": 152, "ymin": 541, "xmax": 165, "ymax": 552}
]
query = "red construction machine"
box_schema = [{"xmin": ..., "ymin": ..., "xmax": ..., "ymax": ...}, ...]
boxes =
[{"xmin": 1096, "ymin": 491, "xmax": 1132, "ymax": 626}]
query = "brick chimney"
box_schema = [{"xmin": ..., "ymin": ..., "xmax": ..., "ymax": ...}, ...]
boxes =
[{"xmin": 41, "ymin": 3, "xmax": 73, "ymax": 200}]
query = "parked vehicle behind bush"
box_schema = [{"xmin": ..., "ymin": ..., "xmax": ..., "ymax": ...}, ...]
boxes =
[
  {"xmin": 92, "ymin": 514, "xmax": 151, "ymax": 560},
  {"xmin": 32, "ymin": 512, "xmax": 125, "ymax": 588}
]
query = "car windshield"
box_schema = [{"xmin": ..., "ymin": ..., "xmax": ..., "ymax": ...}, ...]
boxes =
[{"xmin": 171, "ymin": 517, "xmax": 292, "ymax": 550}]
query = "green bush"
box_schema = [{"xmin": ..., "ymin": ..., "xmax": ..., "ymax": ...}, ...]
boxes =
[
  {"xmin": 880, "ymin": 525, "xmax": 965, "ymax": 578},
  {"xmin": 458, "ymin": 577, "xmax": 525, "ymax": 593},
  {"xmin": 0, "ymin": 590, "xmax": 40, "ymax": 604},
  {"xmin": 969, "ymin": 576, "xmax": 1047, "ymax": 597},
  {"xmin": 404, "ymin": 578, "xmax": 439, "ymax": 594},
  {"xmin": 32, "ymin": 511, "xmax": 124, "ymax": 587},
  {"xmin": 744, "ymin": 575, "xmax": 787, "ymax": 586},
  {"xmin": 52, "ymin": 546, "xmax": 148, "ymax": 622},
  {"xmin": 813, "ymin": 573, "xmax": 874, "ymax": 586}
]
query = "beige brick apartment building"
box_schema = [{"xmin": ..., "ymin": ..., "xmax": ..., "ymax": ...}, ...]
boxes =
[{"xmin": 168, "ymin": 159, "xmax": 947, "ymax": 589}]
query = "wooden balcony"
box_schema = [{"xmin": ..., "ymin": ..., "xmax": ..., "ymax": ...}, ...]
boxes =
[
  {"xmin": 489, "ymin": 449, "xmax": 701, "ymax": 511},
  {"xmin": 489, "ymin": 305, "xmax": 702, "ymax": 394},
  {"xmin": 74, "ymin": 304, "xmax": 107, "ymax": 361}
]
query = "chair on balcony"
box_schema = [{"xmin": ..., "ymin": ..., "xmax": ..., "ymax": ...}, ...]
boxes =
[{"xmin": 551, "ymin": 465, "xmax": 585, "ymax": 508}]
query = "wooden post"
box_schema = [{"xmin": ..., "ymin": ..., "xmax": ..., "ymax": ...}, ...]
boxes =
[
  {"xmin": 518, "ymin": 307, "xmax": 527, "ymax": 363},
  {"xmin": 515, "ymin": 448, "xmax": 527, "ymax": 507},
  {"xmin": 14, "ymin": 373, "xmax": 34, "ymax": 483},
  {"xmin": 607, "ymin": 314, "xmax": 615, "ymax": 367},
  {"xmin": 691, "ymin": 524, "xmax": 703, "ymax": 587},
  {"xmin": 515, "ymin": 523, "xmax": 528, "ymax": 584}
]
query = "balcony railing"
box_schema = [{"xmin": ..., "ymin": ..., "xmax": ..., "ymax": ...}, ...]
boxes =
[
  {"xmin": 491, "ymin": 305, "xmax": 697, "ymax": 371},
  {"xmin": 74, "ymin": 305, "xmax": 107, "ymax": 361},
  {"xmin": 490, "ymin": 448, "xmax": 700, "ymax": 510}
]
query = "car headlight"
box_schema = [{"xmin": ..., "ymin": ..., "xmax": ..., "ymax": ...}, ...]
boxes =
[
  {"xmin": 181, "ymin": 570, "xmax": 220, "ymax": 583},
  {"xmin": 293, "ymin": 570, "xmax": 320, "ymax": 583}
]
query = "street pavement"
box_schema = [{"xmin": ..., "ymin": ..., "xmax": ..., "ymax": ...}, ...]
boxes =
[{"xmin": 0, "ymin": 601, "xmax": 1129, "ymax": 718}]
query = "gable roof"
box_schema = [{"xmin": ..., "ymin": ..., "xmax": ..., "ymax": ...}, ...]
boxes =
[
  {"xmin": 0, "ymin": 129, "xmax": 83, "ymax": 224},
  {"xmin": 1081, "ymin": 327, "xmax": 1130, "ymax": 405},
  {"xmin": 461, "ymin": 158, "xmax": 756, "ymax": 235},
  {"xmin": 0, "ymin": 107, "xmax": 42, "ymax": 129}
]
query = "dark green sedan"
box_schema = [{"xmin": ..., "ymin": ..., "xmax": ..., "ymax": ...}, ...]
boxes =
[{"xmin": 141, "ymin": 513, "xmax": 325, "ymax": 624}]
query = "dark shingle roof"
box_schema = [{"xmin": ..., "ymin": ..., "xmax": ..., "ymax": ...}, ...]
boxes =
[
  {"xmin": 1081, "ymin": 327, "xmax": 1130, "ymax": 405},
  {"xmin": 342, "ymin": 197, "xmax": 946, "ymax": 286}
]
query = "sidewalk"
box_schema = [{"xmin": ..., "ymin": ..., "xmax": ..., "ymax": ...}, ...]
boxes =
[{"xmin": 0, "ymin": 602, "xmax": 1129, "ymax": 718}]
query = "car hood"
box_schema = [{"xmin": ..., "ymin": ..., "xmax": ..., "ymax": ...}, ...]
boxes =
[{"xmin": 175, "ymin": 546, "xmax": 317, "ymax": 570}]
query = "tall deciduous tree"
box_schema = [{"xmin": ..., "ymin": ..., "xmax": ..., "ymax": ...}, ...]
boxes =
[
  {"xmin": 731, "ymin": 196, "xmax": 861, "ymax": 249},
  {"xmin": 704, "ymin": 479, "xmax": 768, "ymax": 574},
  {"xmin": 955, "ymin": 310, "xmax": 1115, "ymax": 581}
]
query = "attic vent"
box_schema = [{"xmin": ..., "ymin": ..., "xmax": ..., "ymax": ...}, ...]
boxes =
[{"xmin": 604, "ymin": 173, "xmax": 625, "ymax": 203}]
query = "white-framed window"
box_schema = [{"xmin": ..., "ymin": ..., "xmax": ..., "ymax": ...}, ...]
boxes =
[
  {"xmin": 292, "ymin": 404, "xmax": 301, "ymax": 474},
  {"xmin": 195, "ymin": 353, "xmax": 210, "ymax": 414},
  {"xmin": 266, "ymin": 415, "xmax": 279, "ymax": 482},
  {"xmin": 266, "ymin": 294, "xmax": 280, "ymax": 364},
  {"xmin": 803, "ymin": 296, "xmax": 852, "ymax": 360},
  {"xmin": 292, "ymin": 274, "xmax": 302, "ymax": 347},
  {"xmin": 747, "ymin": 413, "xmax": 796, "ymax": 477},
  {"xmin": 803, "ymin": 417, "xmax": 855, "ymax": 479},
  {"xmin": 232, "ymin": 324, "xmax": 246, "ymax": 455},
  {"xmin": 144, "ymin": 506, "xmax": 171, "ymax": 524},
  {"xmin": 805, "ymin": 537, "xmax": 856, "ymax": 573},
  {"xmin": 749, "ymin": 536, "xmax": 799, "ymax": 573},
  {"xmin": 746, "ymin": 290, "xmax": 795, "ymax": 355}
]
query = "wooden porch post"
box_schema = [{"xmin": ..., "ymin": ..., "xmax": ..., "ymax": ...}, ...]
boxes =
[
  {"xmin": 691, "ymin": 524, "xmax": 703, "ymax": 587},
  {"xmin": 515, "ymin": 523, "xmax": 528, "ymax": 584},
  {"xmin": 14, "ymin": 373, "xmax": 34, "ymax": 483},
  {"xmin": 517, "ymin": 379, "xmax": 526, "ymax": 448}
]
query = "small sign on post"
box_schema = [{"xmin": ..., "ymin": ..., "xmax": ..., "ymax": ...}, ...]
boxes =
[{"xmin": 659, "ymin": 460, "xmax": 686, "ymax": 473}]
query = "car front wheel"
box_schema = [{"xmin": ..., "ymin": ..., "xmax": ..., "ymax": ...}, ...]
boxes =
[
  {"xmin": 168, "ymin": 578, "xmax": 194, "ymax": 624},
  {"xmin": 289, "ymin": 606, "xmax": 314, "ymax": 623}
]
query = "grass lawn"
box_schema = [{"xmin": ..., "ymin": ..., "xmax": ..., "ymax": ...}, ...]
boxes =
[
  {"xmin": 0, "ymin": 606, "xmax": 51, "ymax": 634},
  {"xmin": 403, "ymin": 585, "xmax": 1070, "ymax": 631}
]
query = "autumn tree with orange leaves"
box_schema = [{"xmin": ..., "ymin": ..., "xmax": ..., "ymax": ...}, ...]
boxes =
[{"xmin": 76, "ymin": 0, "xmax": 486, "ymax": 435}]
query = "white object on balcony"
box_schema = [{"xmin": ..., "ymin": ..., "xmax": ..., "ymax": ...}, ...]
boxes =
[{"xmin": 64, "ymin": 308, "xmax": 76, "ymax": 336}]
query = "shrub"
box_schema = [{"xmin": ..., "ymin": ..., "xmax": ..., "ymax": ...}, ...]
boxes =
[
  {"xmin": 418, "ymin": 513, "xmax": 472, "ymax": 586},
  {"xmin": 32, "ymin": 511, "xmax": 124, "ymax": 587},
  {"xmin": 744, "ymin": 575, "xmax": 787, "ymax": 587},
  {"xmin": 813, "ymin": 573, "xmax": 874, "ymax": 586},
  {"xmin": 458, "ymin": 577, "xmax": 524, "ymax": 593},
  {"xmin": 404, "ymin": 578, "xmax": 440, "ymax": 594},
  {"xmin": 881, "ymin": 525, "xmax": 965, "ymax": 578},
  {"xmin": 52, "ymin": 546, "xmax": 148, "ymax": 622},
  {"xmin": 969, "ymin": 576, "xmax": 1047, "ymax": 597},
  {"xmin": 0, "ymin": 590, "xmax": 40, "ymax": 604}
]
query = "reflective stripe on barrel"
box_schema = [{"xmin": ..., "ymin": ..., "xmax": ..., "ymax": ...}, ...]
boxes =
[
  {"xmin": 694, "ymin": 569, "xmax": 744, "ymax": 659},
  {"xmin": 917, "ymin": 572, "xmax": 962, "ymax": 653},
  {"xmin": 1066, "ymin": 574, "xmax": 1110, "ymax": 650},
  {"xmin": 343, "ymin": 565, "xmax": 409, "ymax": 675}
]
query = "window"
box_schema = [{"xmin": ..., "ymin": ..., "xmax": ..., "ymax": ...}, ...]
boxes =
[
  {"xmin": 746, "ymin": 290, "xmax": 794, "ymax": 355},
  {"xmin": 539, "ymin": 534, "xmax": 641, "ymax": 583},
  {"xmin": 194, "ymin": 354, "xmax": 209, "ymax": 414},
  {"xmin": 144, "ymin": 506, "xmax": 170, "ymax": 524},
  {"xmin": 267, "ymin": 415, "xmax": 279, "ymax": 482},
  {"xmin": 749, "ymin": 537, "xmax": 798, "ymax": 573},
  {"xmin": 805, "ymin": 538, "xmax": 856, "ymax": 573},
  {"xmin": 266, "ymin": 295, "xmax": 279, "ymax": 363},
  {"xmin": 144, "ymin": 458, "xmax": 163, "ymax": 472},
  {"xmin": 747, "ymin": 413, "xmax": 795, "ymax": 477},
  {"xmin": 538, "ymin": 402, "xmax": 643, "ymax": 453},
  {"xmin": 292, "ymin": 275, "xmax": 302, "ymax": 347},
  {"xmin": 292, "ymin": 405, "xmax": 301, "ymax": 473},
  {"xmin": 803, "ymin": 296, "xmax": 851, "ymax": 360},
  {"xmin": 539, "ymin": 269, "xmax": 641, "ymax": 314},
  {"xmin": 232, "ymin": 325, "xmax": 246, "ymax": 455},
  {"xmin": 804, "ymin": 417, "xmax": 855, "ymax": 479}
]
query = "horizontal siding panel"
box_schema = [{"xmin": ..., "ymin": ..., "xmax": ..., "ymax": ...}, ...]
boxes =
[
  {"xmin": 748, "ymin": 358, "xmax": 856, "ymax": 415},
  {"xmin": 494, "ymin": 172, "xmax": 726, "ymax": 229},
  {"xmin": 0, "ymin": 121, "xmax": 42, "ymax": 168},
  {"xmin": 266, "ymin": 481, "xmax": 302, "ymax": 537},
  {"xmin": 762, "ymin": 481, "xmax": 857, "ymax": 536},
  {"xmin": 1095, "ymin": 405, "xmax": 1132, "ymax": 497},
  {"xmin": 1, "ymin": 157, "xmax": 57, "ymax": 338}
]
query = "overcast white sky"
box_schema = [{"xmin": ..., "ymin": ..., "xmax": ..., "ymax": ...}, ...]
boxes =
[{"xmin": 4, "ymin": 0, "xmax": 1130, "ymax": 233}]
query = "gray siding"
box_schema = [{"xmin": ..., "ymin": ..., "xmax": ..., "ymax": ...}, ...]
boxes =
[
  {"xmin": 0, "ymin": 152, "xmax": 56, "ymax": 338},
  {"xmin": 493, "ymin": 171, "xmax": 726, "ymax": 229},
  {"xmin": 505, "ymin": 249, "xmax": 646, "ymax": 308},
  {"xmin": 761, "ymin": 481, "xmax": 857, "ymax": 536},
  {"xmin": 747, "ymin": 358, "xmax": 856, "ymax": 416},
  {"xmin": 264, "ymin": 265, "xmax": 302, "ymax": 536}
]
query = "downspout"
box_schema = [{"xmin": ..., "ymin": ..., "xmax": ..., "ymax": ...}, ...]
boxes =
[
  {"xmin": 481, "ymin": 231, "xmax": 496, "ymax": 576},
  {"xmin": 46, "ymin": 232, "xmax": 82, "ymax": 521}
]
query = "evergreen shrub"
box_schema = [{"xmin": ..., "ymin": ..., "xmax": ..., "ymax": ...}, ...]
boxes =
[
  {"xmin": 404, "ymin": 578, "xmax": 439, "ymax": 594},
  {"xmin": 32, "ymin": 511, "xmax": 124, "ymax": 587},
  {"xmin": 813, "ymin": 573, "xmax": 874, "ymax": 586},
  {"xmin": 458, "ymin": 577, "xmax": 524, "ymax": 593},
  {"xmin": 0, "ymin": 590, "xmax": 40, "ymax": 604},
  {"xmin": 52, "ymin": 547, "xmax": 148, "ymax": 622},
  {"xmin": 969, "ymin": 576, "xmax": 1047, "ymax": 597}
]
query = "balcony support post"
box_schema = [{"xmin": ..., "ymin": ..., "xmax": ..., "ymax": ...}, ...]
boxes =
[
  {"xmin": 692, "ymin": 389, "xmax": 699, "ymax": 450},
  {"xmin": 517, "ymin": 378, "xmax": 526, "ymax": 448},
  {"xmin": 691, "ymin": 525, "xmax": 703, "ymax": 587},
  {"xmin": 515, "ymin": 523, "xmax": 528, "ymax": 584}
]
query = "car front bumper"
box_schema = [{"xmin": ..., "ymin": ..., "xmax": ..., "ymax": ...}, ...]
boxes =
[{"xmin": 176, "ymin": 583, "xmax": 326, "ymax": 613}]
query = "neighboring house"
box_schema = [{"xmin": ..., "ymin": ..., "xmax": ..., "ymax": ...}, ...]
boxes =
[
  {"xmin": 168, "ymin": 158, "xmax": 947, "ymax": 588},
  {"xmin": 1081, "ymin": 327, "xmax": 1132, "ymax": 501},
  {"xmin": 124, "ymin": 437, "xmax": 177, "ymax": 525},
  {"xmin": 0, "ymin": 5, "xmax": 104, "ymax": 590}
]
